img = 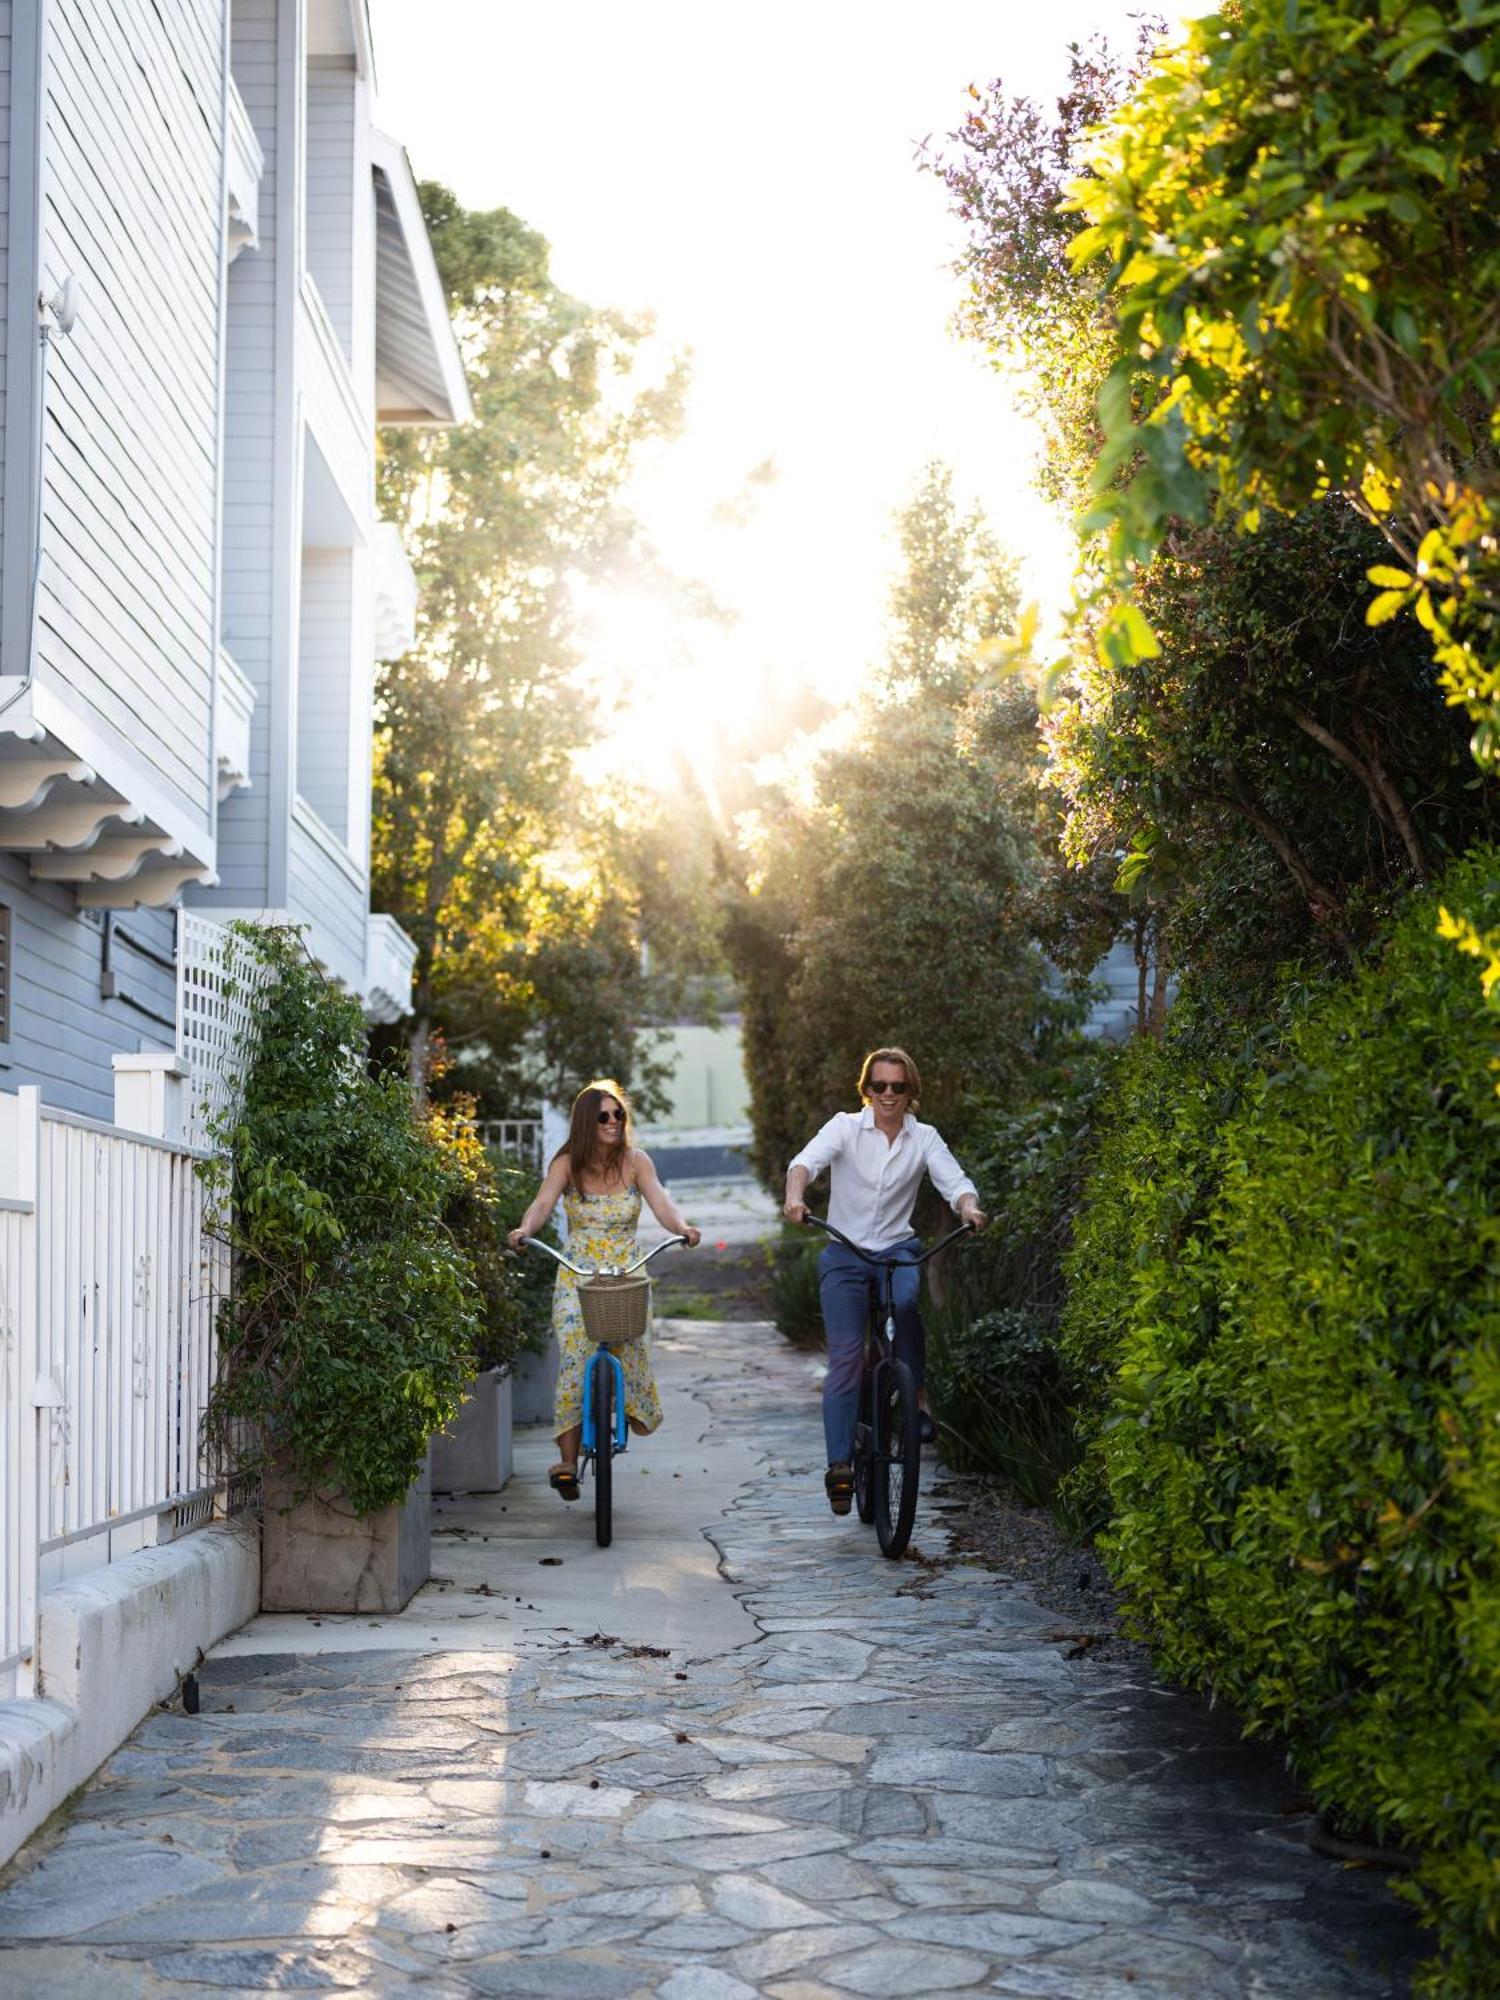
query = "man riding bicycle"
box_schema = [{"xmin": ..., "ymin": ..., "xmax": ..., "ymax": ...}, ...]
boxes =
[{"xmin": 784, "ymin": 1046, "xmax": 986, "ymax": 1515}]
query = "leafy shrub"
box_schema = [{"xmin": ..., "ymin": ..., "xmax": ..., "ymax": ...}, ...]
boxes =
[
  {"xmin": 927, "ymin": 1305, "xmax": 1080, "ymax": 1512},
  {"xmin": 486, "ymin": 1147, "xmax": 556, "ymax": 1357},
  {"xmin": 917, "ymin": 1048, "xmax": 1117, "ymax": 1508},
  {"xmin": 950, "ymin": 1045, "xmax": 1120, "ymax": 1333},
  {"xmin": 1058, "ymin": 1022, "xmax": 1247, "ymax": 1527},
  {"xmin": 1071, "ymin": 854, "xmax": 1500, "ymax": 1994},
  {"xmin": 204, "ymin": 928, "xmax": 480, "ymax": 1514},
  {"xmin": 769, "ymin": 1230, "xmax": 826, "ymax": 1349},
  {"xmin": 420, "ymin": 1101, "xmax": 537, "ymax": 1375}
]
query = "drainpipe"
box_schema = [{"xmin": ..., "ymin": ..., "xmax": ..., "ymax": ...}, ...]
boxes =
[
  {"xmin": 206, "ymin": 0, "xmax": 232, "ymax": 851},
  {"xmin": 0, "ymin": 0, "xmax": 56, "ymax": 730}
]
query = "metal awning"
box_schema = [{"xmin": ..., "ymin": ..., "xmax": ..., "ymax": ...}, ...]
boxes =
[{"xmin": 372, "ymin": 131, "xmax": 472, "ymax": 427}]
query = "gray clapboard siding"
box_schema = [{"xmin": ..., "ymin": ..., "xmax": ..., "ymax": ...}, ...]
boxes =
[
  {"xmin": 305, "ymin": 58, "xmax": 355, "ymax": 359},
  {"xmin": 0, "ymin": 856, "xmax": 176, "ymax": 1121},
  {"xmin": 208, "ymin": 0, "xmax": 278, "ymax": 902},
  {"xmin": 289, "ymin": 795, "xmax": 367, "ymax": 992},
  {"xmin": 34, "ymin": 0, "xmax": 224, "ymax": 829},
  {"xmin": 295, "ymin": 543, "xmax": 354, "ymax": 838},
  {"xmin": 0, "ymin": 1, "xmax": 11, "ymax": 599}
]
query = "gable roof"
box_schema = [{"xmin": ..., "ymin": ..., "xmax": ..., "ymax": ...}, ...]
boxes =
[{"xmin": 371, "ymin": 130, "xmax": 473, "ymax": 426}]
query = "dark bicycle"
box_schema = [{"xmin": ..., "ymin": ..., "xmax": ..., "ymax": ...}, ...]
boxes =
[
  {"xmin": 805, "ymin": 1214, "xmax": 974, "ymax": 1558},
  {"xmin": 520, "ymin": 1232, "xmax": 687, "ymax": 1547}
]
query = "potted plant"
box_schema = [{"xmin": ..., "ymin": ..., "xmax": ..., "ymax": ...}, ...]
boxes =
[{"xmin": 203, "ymin": 927, "xmax": 480, "ymax": 1614}]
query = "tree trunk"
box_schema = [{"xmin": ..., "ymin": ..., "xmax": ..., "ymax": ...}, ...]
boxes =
[
  {"xmin": 1223, "ymin": 770, "xmax": 1355, "ymax": 954},
  {"xmin": 1352, "ymin": 715, "xmax": 1429, "ymax": 882},
  {"xmin": 1149, "ymin": 937, "xmax": 1171, "ymax": 1035},
  {"xmin": 1133, "ymin": 913, "xmax": 1151, "ymax": 1036},
  {"xmin": 1282, "ymin": 702, "xmax": 1428, "ymax": 881},
  {"xmin": 407, "ymin": 1011, "xmax": 432, "ymax": 1104}
]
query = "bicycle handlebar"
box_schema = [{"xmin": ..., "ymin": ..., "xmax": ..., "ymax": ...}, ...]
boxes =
[
  {"xmin": 802, "ymin": 1215, "xmax": 975, "ymax": 1268},
  {"xmin": 518, "ymin": 1232, "xmax": 688, "ymax": 1280}
]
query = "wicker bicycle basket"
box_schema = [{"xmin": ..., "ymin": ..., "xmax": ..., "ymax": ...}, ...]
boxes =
[{"xmin": 577, "ymin": 1271, "xmax": 652, "ymax": 1345}]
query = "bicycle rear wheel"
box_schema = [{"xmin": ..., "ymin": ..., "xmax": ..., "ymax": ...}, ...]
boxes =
[
  {"xmin": 591, "ymin": 1350, "xmax": 615, "ymax": 1548},
  {"xmin": 873, "ymin": 1358, "xmax": 920, "ymax": 1558}
]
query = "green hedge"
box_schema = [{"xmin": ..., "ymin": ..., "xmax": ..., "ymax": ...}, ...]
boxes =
[
  {"xmin": 205, "ymin": 928, "xmax": 480, "ymax": 1515},
  {"xmin": 1063, "ymin": 853, "xmax": 1500, "ymax": 1995}
]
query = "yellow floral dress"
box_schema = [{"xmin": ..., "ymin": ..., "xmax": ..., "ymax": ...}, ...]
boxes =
[{"xmin": 552, "ymin": 1184, "xmax": 663, "ymax": 1437}]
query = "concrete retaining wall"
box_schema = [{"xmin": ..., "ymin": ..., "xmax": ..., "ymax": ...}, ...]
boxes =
[{"xmin": 0, "ymin": 1522, "xmax": 259, "ymax": 1868}]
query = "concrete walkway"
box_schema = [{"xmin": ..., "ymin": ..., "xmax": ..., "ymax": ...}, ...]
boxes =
[{"xmin": 0, "ymin": 1322, "xmax": 1422, "ymax": 1997}]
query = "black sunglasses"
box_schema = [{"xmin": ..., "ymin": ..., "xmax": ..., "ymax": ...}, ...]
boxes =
[
  {"xmin": 597, "ymin": 1107, "xmax": 626, "ymax": 1125},
  {"xmin": 867, "ymin": 1080, "xmax": 909, "ymax": 1096}
]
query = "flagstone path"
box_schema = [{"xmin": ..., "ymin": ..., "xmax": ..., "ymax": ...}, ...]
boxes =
[{"xmin": 0, "ymin": 1322, "xmax": 1422, "ymax": 1997}]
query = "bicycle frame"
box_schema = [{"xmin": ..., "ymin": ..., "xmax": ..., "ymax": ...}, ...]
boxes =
[
  {"xmin": 804, "ymin": 1214, "xmax": 975, "ymax": 1336},
  {"xmin": 517, "ymin": 1231, "xmax": 687, "ymax": 1451},
  {"xmin": 519, "ymin": 1230, "xmax": 688, "ymax": 1549}
]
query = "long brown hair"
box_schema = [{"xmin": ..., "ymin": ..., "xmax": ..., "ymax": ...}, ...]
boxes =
[{"xmin": 553, "ymin": 1078, "xmax": 635, "ymax": 1189}]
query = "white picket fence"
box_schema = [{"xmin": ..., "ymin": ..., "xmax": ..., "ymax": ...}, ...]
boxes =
[{"xmin": 0, "ymin": 1087, "xmax": 227, "ymax": 1700}]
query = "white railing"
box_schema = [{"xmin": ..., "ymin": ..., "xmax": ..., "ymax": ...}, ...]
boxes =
[
  {"xmin": 0, "ymin": 1087, "xmax": 225, "ymax": 1699},
  {"xmin": 479, "ymin": 1118, "xmax": 545, "ymax": 1171}
]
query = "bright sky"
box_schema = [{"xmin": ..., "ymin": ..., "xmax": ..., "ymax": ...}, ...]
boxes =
[{"xmin": 369, "ymin": 0, "xmax": 1140, "ymax": 779}]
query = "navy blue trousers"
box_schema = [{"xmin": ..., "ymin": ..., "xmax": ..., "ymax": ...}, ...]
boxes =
[{"xmin": 818, "ymin": 1237, "xmax": 924, "ymax": 1465}]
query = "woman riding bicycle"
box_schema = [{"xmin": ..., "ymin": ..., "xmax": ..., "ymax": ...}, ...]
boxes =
[
  {"xmin": 508, "ymin": 1080, "xmax": 701, "ymax": 1502},
  {"xmin": 784, "ymin": 1046, "xmax": 986, "ymax": 1516}
]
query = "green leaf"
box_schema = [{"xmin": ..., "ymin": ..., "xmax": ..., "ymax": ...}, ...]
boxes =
[{"xmin": 1366, "ymin": 588, "xmax": 1410, "ymax": 626}]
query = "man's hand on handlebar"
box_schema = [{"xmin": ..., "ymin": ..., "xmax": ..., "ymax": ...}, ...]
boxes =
[
  {"xmin": 957, "ymin": 1198, "xmax": 987, "ymax": 1232},
  {"xmin": 784, "ymin": 1198, "xmax": 810, "ymax": 1225}
]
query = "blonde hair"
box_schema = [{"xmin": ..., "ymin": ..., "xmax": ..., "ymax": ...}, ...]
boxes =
[{"xmin": 857, "ymin": 1046, "xmax": 921, "ymax": 1112}]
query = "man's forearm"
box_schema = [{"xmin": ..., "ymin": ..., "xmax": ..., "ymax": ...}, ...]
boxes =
[{"xmin": 786, "ymin": 1165, "xmax": 810, "ymax": 1204}]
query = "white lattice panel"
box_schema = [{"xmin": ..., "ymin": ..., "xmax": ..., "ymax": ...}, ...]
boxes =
[{"xmin": 176, "ymin": 914, "xmax": 272, "ymax": 1150}]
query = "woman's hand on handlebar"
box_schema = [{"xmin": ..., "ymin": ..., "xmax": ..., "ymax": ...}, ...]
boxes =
[
  {"xmin": 683, "ymin": 1225, "xmax": 703, "ymax": 1248},
  {"xmin": 506, "ymin": 1227, "xmax": 529, "ymax": 1252}
]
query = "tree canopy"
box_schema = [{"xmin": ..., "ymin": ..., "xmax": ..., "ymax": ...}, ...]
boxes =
[
  {"xmin": 726, "ymin": 466, "xmax": 1066, "ymax": 1185},
  {"xmin": 1065, "ymin": 1, "xmax": 1500, "ymax": 774},
  {"xmin": 372, "ymin": 190, "xmax": 694, "ymax": 1111}
]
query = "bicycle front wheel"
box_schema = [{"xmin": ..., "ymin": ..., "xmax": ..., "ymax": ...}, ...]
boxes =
[
  {"xmin": 873, "ymin": 1358, "xmax": 920, "ymax": 1558},
  {"xmin": 853, "ymin": 1372, "xmax": 876, "ymax": 1524},
  {"xmin": 591, "ymin": 1350, "xmax": 615, "ymax": 1548}
]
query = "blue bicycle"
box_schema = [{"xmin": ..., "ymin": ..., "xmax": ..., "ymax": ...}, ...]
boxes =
[{"xmin": 521, "ymin": 1232, "xmax": 686, "ymax": 1546}]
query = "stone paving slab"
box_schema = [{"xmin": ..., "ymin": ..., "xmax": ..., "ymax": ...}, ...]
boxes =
[{"xmin": 0, "ymin": 1320, "xmax": 1423, "ymax": 1996}]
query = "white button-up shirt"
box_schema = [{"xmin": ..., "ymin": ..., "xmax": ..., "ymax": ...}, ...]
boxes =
[{"xmin": 788, "ymin": 1107, "xmax": 978, "ymax": 1251}]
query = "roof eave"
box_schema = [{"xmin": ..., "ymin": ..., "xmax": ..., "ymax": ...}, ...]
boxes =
[{"xmin": 370, "ymin": 129, "xmax": 473, "ymax": 428}]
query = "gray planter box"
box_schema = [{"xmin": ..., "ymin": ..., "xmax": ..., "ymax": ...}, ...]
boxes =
[
  {"xmin": 261, "ymin": 1450, "xmax": 431, "ymax": 1614},
  {"xmin": 511, "ymin": 1335, "xmax": 558, "ymax": 1428},
  {"xmin": 432, "ymin": 1368, "xmax": 514, "ymax": 1493}
]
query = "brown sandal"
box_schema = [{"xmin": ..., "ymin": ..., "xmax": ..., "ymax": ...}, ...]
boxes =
[
  {"xmin": 824, "ymin": 1463, "xmax": 855, "ymax": 1516},
  {"xmin": 549, "ymin": 1464, "xmax": 580, "ymax": 1503}
]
